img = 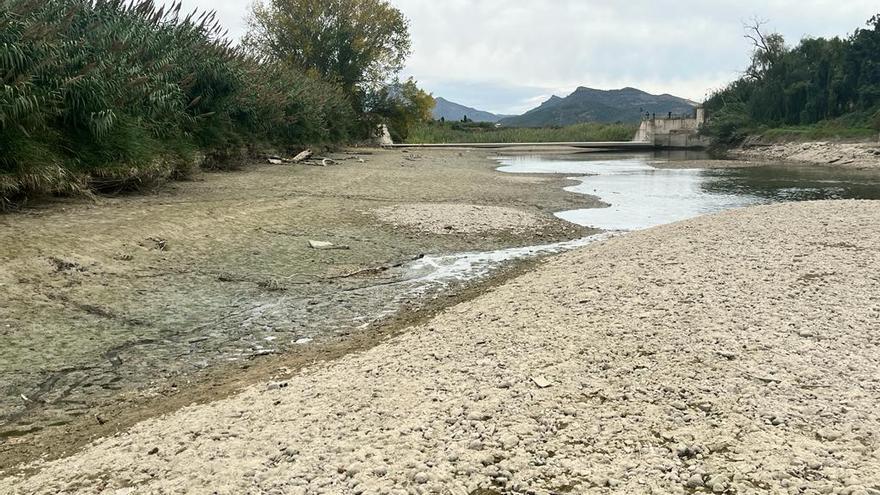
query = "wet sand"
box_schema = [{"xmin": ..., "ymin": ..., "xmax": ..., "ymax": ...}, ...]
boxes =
[
  {"xmin": 0, "ymin": 149, "xmax": 594, "ymax": 469},
  {"xmin": 3, "ymin": 200, "xmax": 878, "ymax": 494}
]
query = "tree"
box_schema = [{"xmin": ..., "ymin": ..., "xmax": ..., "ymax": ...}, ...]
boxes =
[
  {"xmin": 368, "ymin": 78, "xmax": 434, "ymax": 141},
  {"xmin": 743, "ymin": 18, "xmax": 787, "ymax": 81},
  {"xmin": 244, "ymin": 0, "xmax": 411, "ymax": 100}
]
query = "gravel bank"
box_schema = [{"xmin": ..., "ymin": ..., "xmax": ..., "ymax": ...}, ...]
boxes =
[
  {"xmin": 3, "ymin": 200, "xmax": 879, "ymax": 494},
  {"xmin": 736, "ymin": 141, "xmax": 880, "ymax": 168},
  {"xmin": 373, "ymin": 203, "xmax": 546, "ymax": 235}
]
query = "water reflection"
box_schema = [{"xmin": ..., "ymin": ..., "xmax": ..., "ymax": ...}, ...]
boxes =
[{"xmin": 497, "ymin": 152, "xmax": 880, "ymax": 231}]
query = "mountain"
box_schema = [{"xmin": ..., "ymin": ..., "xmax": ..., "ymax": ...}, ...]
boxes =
[
  {"xmin": 432, "ymin": 97, "xmax": 508, "ymax": 123},
  {"xmin": 499, "ymin": 87, "xmax": 697, "ymax": 127}
]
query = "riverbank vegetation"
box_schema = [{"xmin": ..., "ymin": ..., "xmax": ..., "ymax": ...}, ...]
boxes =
[
  {"xmin": 406, "ymin": 121, "xmax": 637, "ymax": 144},
  {"xmin": 0, "ymin": 0, "xmax": 432, "ymax": 210},
  {"xmin": 704, "ymin": 15, "xmax": 880, "ymax": 146}
]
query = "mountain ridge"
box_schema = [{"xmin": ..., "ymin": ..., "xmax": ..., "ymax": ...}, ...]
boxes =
[
  {"xmin": 431, "ymin": 97, "xmax": 508, "ymax": 123},
  {"xmin": 500, "ymin": 87, "xmax": 697, "ymax": 127}
]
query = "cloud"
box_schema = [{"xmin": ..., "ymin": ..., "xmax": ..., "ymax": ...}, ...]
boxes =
[{"xmin": 176, "ymin": 0, "xmax": 879, "ymax": 114}]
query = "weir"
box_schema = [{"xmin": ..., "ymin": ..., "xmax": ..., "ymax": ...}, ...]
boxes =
[
  {"xmin": 633, "ymin": 106, "xmax": 710, "ymax": 149},
  {"xmin": 385, "ymin": 106, "xmax": 709, "ymax": 151}
]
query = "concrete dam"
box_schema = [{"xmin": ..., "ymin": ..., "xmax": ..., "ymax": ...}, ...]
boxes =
[{"xmin": 384, "ymin": 107, "xmax": 710, "ymax": 151}]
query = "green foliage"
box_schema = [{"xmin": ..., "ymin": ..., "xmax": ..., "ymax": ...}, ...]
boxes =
[
  {"xmin": 245, "ymin": 0, "xmax": 411, "ymax": 103},
  {"xmin": 0, "ymin": 0, "xmax": 356, "ymax": 209},
  {"xmin": 406, "ymin": 121, "xmax": 638, "ymax": 144},
  {"xmin": 756, "ymin": 121, "xmax": 878, "ymax": 142},
  {"xmin": 368, "ymin": 77, "xmax": 434, "ymax": 141},
  {"xmin": 704, "ymin": 15, "xmax": 880, "ymax": 145}
]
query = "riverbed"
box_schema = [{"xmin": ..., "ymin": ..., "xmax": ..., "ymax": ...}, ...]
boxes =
[{"xmin": 3, "ymin": 148, "xmax": 880, "ymax": 472}]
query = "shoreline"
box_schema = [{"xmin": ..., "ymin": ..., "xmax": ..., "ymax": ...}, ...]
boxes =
[
  {"xmin": 733, "ymin": 139, "xmax": 880, "ymax": 169},
  {"xmin": 0, "ymin": 149, "xmax": 595, "ymax": 470},
  {"xmin": 3, "ymin": 199, "xmax": 878, "ymax": 493}
]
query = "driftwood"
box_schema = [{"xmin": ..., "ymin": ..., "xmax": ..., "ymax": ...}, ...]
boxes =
[{"xmin": 290, "ymin": 150, "xmax": 312, "ymax": 162}]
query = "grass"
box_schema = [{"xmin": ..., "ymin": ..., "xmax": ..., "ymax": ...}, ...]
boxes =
[
  {"xmin": 755, "ymin": 123, "xmax": 878, "ymax": 142},
  {"xmin": 406, "ymin": 122, "xmax": 639, "ymax": 144}
]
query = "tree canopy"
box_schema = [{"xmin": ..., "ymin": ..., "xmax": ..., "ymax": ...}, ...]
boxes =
[
  {"xmin": 245, "ymin": 0, "xmax": 411, "ymax": 98},
  {"xmin": 368, "ymin": 78, "xmax": 435, "ymax": 141},
  {"xmin": 704, "ymin": 15, "xmax": 880, "ymax": 144}
]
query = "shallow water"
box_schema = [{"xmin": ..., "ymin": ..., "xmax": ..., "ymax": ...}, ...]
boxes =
[
  {"xmin": 400, "ymin": 152, "xmax": 880, "ymax": 290},
  {"xmin": 497, "ymin": 152, "xmax": 880, "ymax": 230}
]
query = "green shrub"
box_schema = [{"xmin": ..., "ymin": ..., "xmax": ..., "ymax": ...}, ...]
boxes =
[{"xmin": 0, "ymin": 0, "xmax": 357, "ymax": 210}]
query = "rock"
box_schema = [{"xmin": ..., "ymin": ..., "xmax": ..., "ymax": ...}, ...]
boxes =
[
  {"xmin": 147, "ymin": 447, "xmax": 159, "ymax": 455},
  {"xmin": 671, "ymin": 401, "xmax": 687, "ymax": 411},
  {"xmin": 467, "ymin": 411, "xmax": 491, "ymax": 421},
  {"xmin": 707, "ymin": 475, "xmax": 728, "ymax": 493},
  {"xmin": 685, "ymin": 474, "xmax": 704, "ymax": 489},
  {"xmin": 716, "ymin": 350, "xmax": 737, "ymax": 360},
  {"xmin": 413, "ymin": 472, "xmax": 429, "ymax": 484},
  {"xmin": 267, "ymin": 381, "xmax": 288, "ymax": 390},
  {"xmin": 308, "ymin": 240, "xmax": 350, "ymax": 250},
  {"xmin": 500, "ymin": 434, "xmax": 519, "ymax": 449},
  {"xmin": 817, "ymin": 428, "xmax": 843, "ymax": 441},
  {"xmin": 308, "ymin": 240, "xmax": 335, "ymax": 249},
  {"xmin": 531, "ymin": 376, "xmax": 552, "ymax": 388}
]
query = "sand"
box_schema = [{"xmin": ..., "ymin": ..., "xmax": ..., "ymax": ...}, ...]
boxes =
[{"xmin": 3, "ymin": 200, "xmax": 879, "ymax": 494}]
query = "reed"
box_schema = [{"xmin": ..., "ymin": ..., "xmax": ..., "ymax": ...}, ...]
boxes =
[
  {"xmin": 406, "ymin": 121, "xmax": 638, "ymax": 144},
  {"xmin": 0, "ymin": 0, "xmax": 357, "ymax": 209}
]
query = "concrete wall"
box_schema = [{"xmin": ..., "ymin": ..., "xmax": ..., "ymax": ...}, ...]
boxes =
[{"xmin": 634, "ymin": 108, "xmax": 710, "ymax": 149}]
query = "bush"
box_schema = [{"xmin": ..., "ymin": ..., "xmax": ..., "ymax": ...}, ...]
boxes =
[{"xmin": 0, "ymin": 0, "xmax": 357, "ymax": 209}]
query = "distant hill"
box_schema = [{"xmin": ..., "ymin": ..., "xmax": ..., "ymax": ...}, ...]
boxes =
[
  {"xmin": 499, "ymin": 87, "xmax": 697, "ymax": 127},
  {"xmin": 432, "ymin": 97, "xmax": 508, "ymax": 123}
]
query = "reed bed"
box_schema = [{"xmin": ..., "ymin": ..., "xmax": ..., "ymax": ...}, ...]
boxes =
[
  {"xmin": 0, "ymin": 0, "xmax": 357, "ymax": 209},
  {"xmin": 406, "ymin": 122, "xmax": 638, "ymax": 144}
]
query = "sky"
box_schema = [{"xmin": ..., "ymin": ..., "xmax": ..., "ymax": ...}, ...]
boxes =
[{"xmin": 178, "ymin": 0, "xmax": 879, "ymax": 115}]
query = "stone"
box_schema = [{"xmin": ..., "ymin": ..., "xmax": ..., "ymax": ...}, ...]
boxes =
[
  {"xmin": 467, "ymin": 411, "xmax": 491, "ymax": 421},
  {"xmin": 308, "ymin": 240, "xmax": 335, "ymax": 250},
  {"xmin": 531, "ymin": 376, "xmax": 552, "ymax": 388},
  {"xmin": 685, "ymin": 474, "xmax": 704, "ymax": 489}
]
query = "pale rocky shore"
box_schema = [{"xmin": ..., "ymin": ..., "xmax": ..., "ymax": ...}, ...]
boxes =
[
  {"xmin": 3, "ymin": 200, "xmax": 880, "ymax": 494},
  {"xmin": 373, "ymin": 203, "xmax": 546, "ymax": 235},
  {"xmin": 736, "ymin": 140, "xmax": 880, "ymax": 169}
]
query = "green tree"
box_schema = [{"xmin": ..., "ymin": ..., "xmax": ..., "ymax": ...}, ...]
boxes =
[
  {"xmin": 244, "ymin": 0, "xmax": 411, "ymax": 100},
  {"xmin": 704, "ymin": 13, "xmax": 880, "ymax": 145},
  {"xmin": 368, "ymin": 78, "xmax": 434, "ymax": 141}
]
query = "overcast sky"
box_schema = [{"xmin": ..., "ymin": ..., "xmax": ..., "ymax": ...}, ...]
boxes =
[{"xmin": 178, "ymin": 0, "xmax": 878, "ymax": 114}]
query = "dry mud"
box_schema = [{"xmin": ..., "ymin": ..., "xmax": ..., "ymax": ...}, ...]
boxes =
[{"xmin": 3, "ymin": 200, "xmax": 878, "ymax": 494}]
